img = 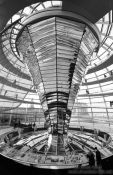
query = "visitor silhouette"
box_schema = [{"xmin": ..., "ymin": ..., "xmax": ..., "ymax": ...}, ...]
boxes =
[
  {"xmin": 95, "ymin": 147, "xmax": 102, "ymax": 168},
  {"xmin": 87, "ymin": 150, "xmax": 95, "ymax": 167}
]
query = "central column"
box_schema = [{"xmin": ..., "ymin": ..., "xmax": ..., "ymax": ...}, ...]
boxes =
[{"xmin": 17, "ymin": 16, "xmax": 99, "ymax": 155}]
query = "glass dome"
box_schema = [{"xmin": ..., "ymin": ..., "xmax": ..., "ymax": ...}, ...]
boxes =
[{"xmin": 0, "ymin": 0, "xmax": 113, "ymax": 170}]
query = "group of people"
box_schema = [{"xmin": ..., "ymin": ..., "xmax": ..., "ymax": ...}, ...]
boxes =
[{"xmin": 87, "ymin": 147, "xmax": 102, "ymax": 168}]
